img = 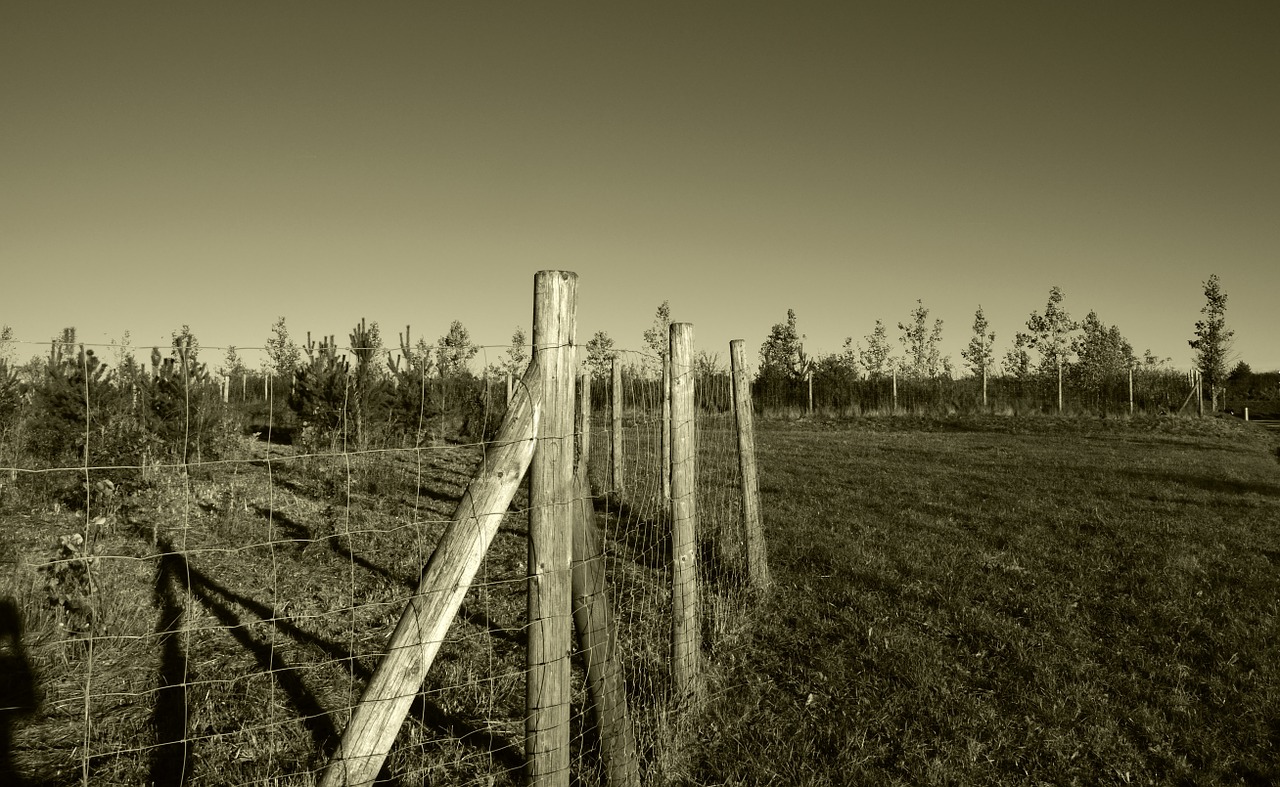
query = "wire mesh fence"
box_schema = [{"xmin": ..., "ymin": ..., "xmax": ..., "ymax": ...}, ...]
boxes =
[
  {"xmin": 752, "ymin": 366, "xmax": 1206, "ymax": 418},
  {"xmin": 0, "ymin": 332, "xmax": 761, "ymax": 786}
]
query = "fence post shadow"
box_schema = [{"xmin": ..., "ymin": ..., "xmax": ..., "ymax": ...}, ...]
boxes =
[{"xmin": 0, "ymin": 598, "xmax": 39, "ymax": 787}]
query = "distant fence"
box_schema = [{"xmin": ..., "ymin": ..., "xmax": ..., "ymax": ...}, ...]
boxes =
[
  {"xmin": 750, "ymin": 367, "xmax": 1211, "ymax": 418},
  {"xmin": 0, "ymin": 271, "xmax": 770, "ymax": 786}
]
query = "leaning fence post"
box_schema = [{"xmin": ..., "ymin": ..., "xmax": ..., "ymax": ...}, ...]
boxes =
[
  {"xmin": 318, "ymin": 361, "xmax": 542, "ymax": 787},
  {"xmin": 611, "ymin": 358, "xmax": 623, "ymax": 495},
  {"xmin": 669, "ymin": 322, "xmax": 702, "ymax": 704},
  {"xmin": 731, "ymin": 340, "xmax": 772, "ymax": 593},
  {"xmin": 527, "ymin": 270, "xmax": 577, "ymax": 787}
]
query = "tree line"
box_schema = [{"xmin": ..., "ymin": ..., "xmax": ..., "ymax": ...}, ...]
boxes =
[{"xmin": 749, "ymin": 276, "xmax": 1270, "ymax": 415}]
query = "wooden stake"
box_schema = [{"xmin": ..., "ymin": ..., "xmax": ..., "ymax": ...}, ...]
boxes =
[
  {"xmin": 318, "ymin": 360, "xmax": 542, "ymax": 787},
  {"xmin": 576, "ymin": 370, "xmax": 591, "ymax": 473},
  {"xmin": 1057, "ymin": 355, "xmax": 1063, "ymax": 414},
  {"xmin": 527, "ymin": 270, "xmax": 577, "ymax": 787},
  {"xmin": 661, "ymin": 352, "xmax": 671, "ymax": 502},
  {"xmin": 571, "ymin": 470, "xmax": 640, "ymax": 787},
  {"xmin": 612, "ymin": 358, "xmax": 623, "ymax": 495},
  {"xmin": 731, "ymin": 340, "xmax": 772, "ymax": 593},
  {"xmin": 669, "ymin": 322, "xmax": 702, "ymax": 703}
]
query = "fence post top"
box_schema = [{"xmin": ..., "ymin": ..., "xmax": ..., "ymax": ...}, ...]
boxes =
[{"xmin": 534, "ymin": 270, "xmax": 578, "ymax": 283}]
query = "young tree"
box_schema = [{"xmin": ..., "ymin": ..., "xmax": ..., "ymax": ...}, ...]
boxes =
[
  {"xmin": 348, "ymin": 318, "xmax": 385, "ymax": 446},
  {"xmin": 898, "ymin": 300, "xmax": 946, "ymax": 379},
  {"xmin": 835, "ymin": 336, "xmax": 862, "ymax": 379},
  {"xmin": 170, "ymin": 325, "xmax": 200, "ymax": 368},
  {"xmin": 27, "ymin": 330, "xmax": 115, "ymax": 464},
  {"xmin": 960, "ymin": 306, "xmax": 996, "ymax": 405},
  {"xmin": 265, "ymin": 317, "xmax": 301, "ymax": 383},
  {"xmin": 436, "ymin": 320, "xmax": 479, "ymax": 378},
  {"xmin": 858, "ymin": 320, "xmax": 896, "ymax": 379},
  {"xmin": 217, "ymin": 346, "xmax": 247, "ymax": 379},
  {"xmin": 1018, "ymin": 286, "xmax": 1079, "ymax": 411},
  {"xmin": 642, "ymin": 300, "xmax": 672, "ymax": 377},
  {"xmin": 1188, "ymin": 274, "xmax": 1234, "ymax": 410},
  {"xmin": 584, "ymin": 330, "xmax": 617, "ymax": 380},
  {"xmin": 0, "ymin": 324, "xmax": 13, "ymax": 366},
  {"xmin": 505, "ymin": 327, "xmax": 529, "ymax": 376},
  {"xmin": 1071, "ymin": 311, "xmax": 1136, "ymax": 409},
  {"xmin": 757, "ymin": 308, "xmax": 805, "ymax": 383}
]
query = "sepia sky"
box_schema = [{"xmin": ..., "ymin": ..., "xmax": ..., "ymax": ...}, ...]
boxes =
[{"xmin": 3, "ymin": 2, "xmax": 1278, "ymax": 373}]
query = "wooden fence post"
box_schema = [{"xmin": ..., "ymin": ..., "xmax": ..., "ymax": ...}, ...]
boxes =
[
  {"xmin": 1057, "ymin": 355, "xmax": 1064, "ymax": 414},
  {"xmin": 1196, "ymin": 369, "xmax": 1204, "ymax": 417},
  {"xmin": 1128, "ymin": 367, "xmax": 1134, "ymax": 416},
  {"xmin": 892, "ymin": 368, "xmax": 898, "ymax": 414},
  {"xmin": 571, "ymin": 469, "xmax": 640, "ymax": 786},
  {"xmin": 731, "ymin": 340, "xmax": 772, "ymax": 593},
  {"xmin": 669, "ymin": 322, "xmax": 702, "ymax": 704},
  {"xmin": 507, "ymin": 369, "xmax": 514, "ymax": 406},
  {"xmin": 807, "ymin": 369, "xmax": 813, "ymax": 416},
  {"xmin": 661, "ymin": 352, "xmax": 671, "ymax": 502},
  {"xmin": 318, "ymin": 360, "xmax": 542, "ymax": 787},
  {"xmin": 612, "ymin": 358, "xmax": 623, "ymax": 495},
  {"xmin": 527, "ymin": 270, "xmax": 577, "ymax": 787},
  {"xmin": 576, "ymin": 370, "xmax": 591, "ymax": 472}
]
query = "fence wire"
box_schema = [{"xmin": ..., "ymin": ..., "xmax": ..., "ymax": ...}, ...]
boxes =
[{"xmin": 0, "ymin": 338, "xmax": 758, "ymax": 786}]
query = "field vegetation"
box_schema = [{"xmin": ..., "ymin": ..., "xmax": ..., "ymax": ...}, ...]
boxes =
[
  {"xmin": 695, "ymin": 413, "xmax": 1280, "ymax": 785},
  {"xmin": 1, "ymin": 312, "xmax": 1278, "ymax": 785}
]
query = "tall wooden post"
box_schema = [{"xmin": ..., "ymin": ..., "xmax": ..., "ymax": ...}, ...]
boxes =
[
  {"xmin": 731, "ymin": 340, "xmax": 772, "ymax": 593},
  {"xmin": 576, "ymin": 371, "xmax": 591, "ymax": 472},
  {"xmin": 527, "ymin": 270, "xmax": 577, "ymax": 787},
  {"xmin": 661, "ymin": 352, "xmax": 671, "ymax": 502},
  {"xmin": 319, "ymin": 360, "xmax": 543, "ymax": 787},
  {"xmin": 807, "ymin": 369, "xmax": 814, "ymax": 416},
  {"xmin": 1128, "ymin": 367, "xmax": 1134, "ymax": 416},
  {"xmin": 611, "ymin": 359, "xmax": 623, "ymax": 495},
  {"xmin": 507, "ymin": 370, "xmax": 514, "ymax": 406},
  {"xmin": 892, "ymin": 368, "xmax": 898, "ymax": 414},
  {"xmin": 1196, "ymin": 369, "xmax": 1203, "ymax": 417},
  {"xmin": 1057, "ymin": 355, "xmax": 1064, "ymax": 414},
  {"xmin": 669, "ymin": 322, "xmax": 702, "ymax": 704},
  {"xmin": 568, "ymin": 360, "xmax": 638, "ymax": 784}
]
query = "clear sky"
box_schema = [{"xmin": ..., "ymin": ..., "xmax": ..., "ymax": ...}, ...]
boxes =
[{"xmin": 3, "ymin": 2, "xmax": 1277, "ymax": 373}]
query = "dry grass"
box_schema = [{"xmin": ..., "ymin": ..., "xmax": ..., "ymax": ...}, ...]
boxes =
[{"xmin": 2, "ymin": 411, "xmax": 755, "ymax": 786}]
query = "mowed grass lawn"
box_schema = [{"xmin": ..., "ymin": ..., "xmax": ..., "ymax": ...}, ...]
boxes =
[{"xmin": 694, "ymin": 415, "xmax": 1279, "ymax": 786}]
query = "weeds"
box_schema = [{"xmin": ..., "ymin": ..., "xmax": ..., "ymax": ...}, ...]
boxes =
[{"xmin": 37, "ymin": 532, "xmax": 98, "ymax": 636}]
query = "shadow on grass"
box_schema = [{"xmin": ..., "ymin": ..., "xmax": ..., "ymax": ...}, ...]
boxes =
[
  {"xmin": 597, "ymin": 493, "xmax": 671, "ymax": 571},
  {"xmin": 146, "ymin": 532, "xmax": 525, "ymax": 782},
  {"xmin": 1125, "ymin": 470, "xmax": 1280, "ymax": 498},
  {"xmin": 151, "ymin": 552, "xmax": 192, "ymax": 787},
  {"xmin": 0, "ymin": 599, "xmax": 38, "ymax": 787}
]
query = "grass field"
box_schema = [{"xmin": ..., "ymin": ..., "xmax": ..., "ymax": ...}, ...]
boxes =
[
  {"xmin": 694, "ymin": 414, "xmax": 1280, "ymax": 786},
  {"xmin": 3, "ymin": 412, "xmax": 1278, "ymax": 785}
]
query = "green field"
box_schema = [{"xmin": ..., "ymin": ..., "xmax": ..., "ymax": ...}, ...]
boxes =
[
  {"xmin": 3, "ymin": 413, "xmax": 1277, "ymax": 785},
  {"xmin": 695, "ymin": 415, "xmax": 1280, "ymax": 785}
]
